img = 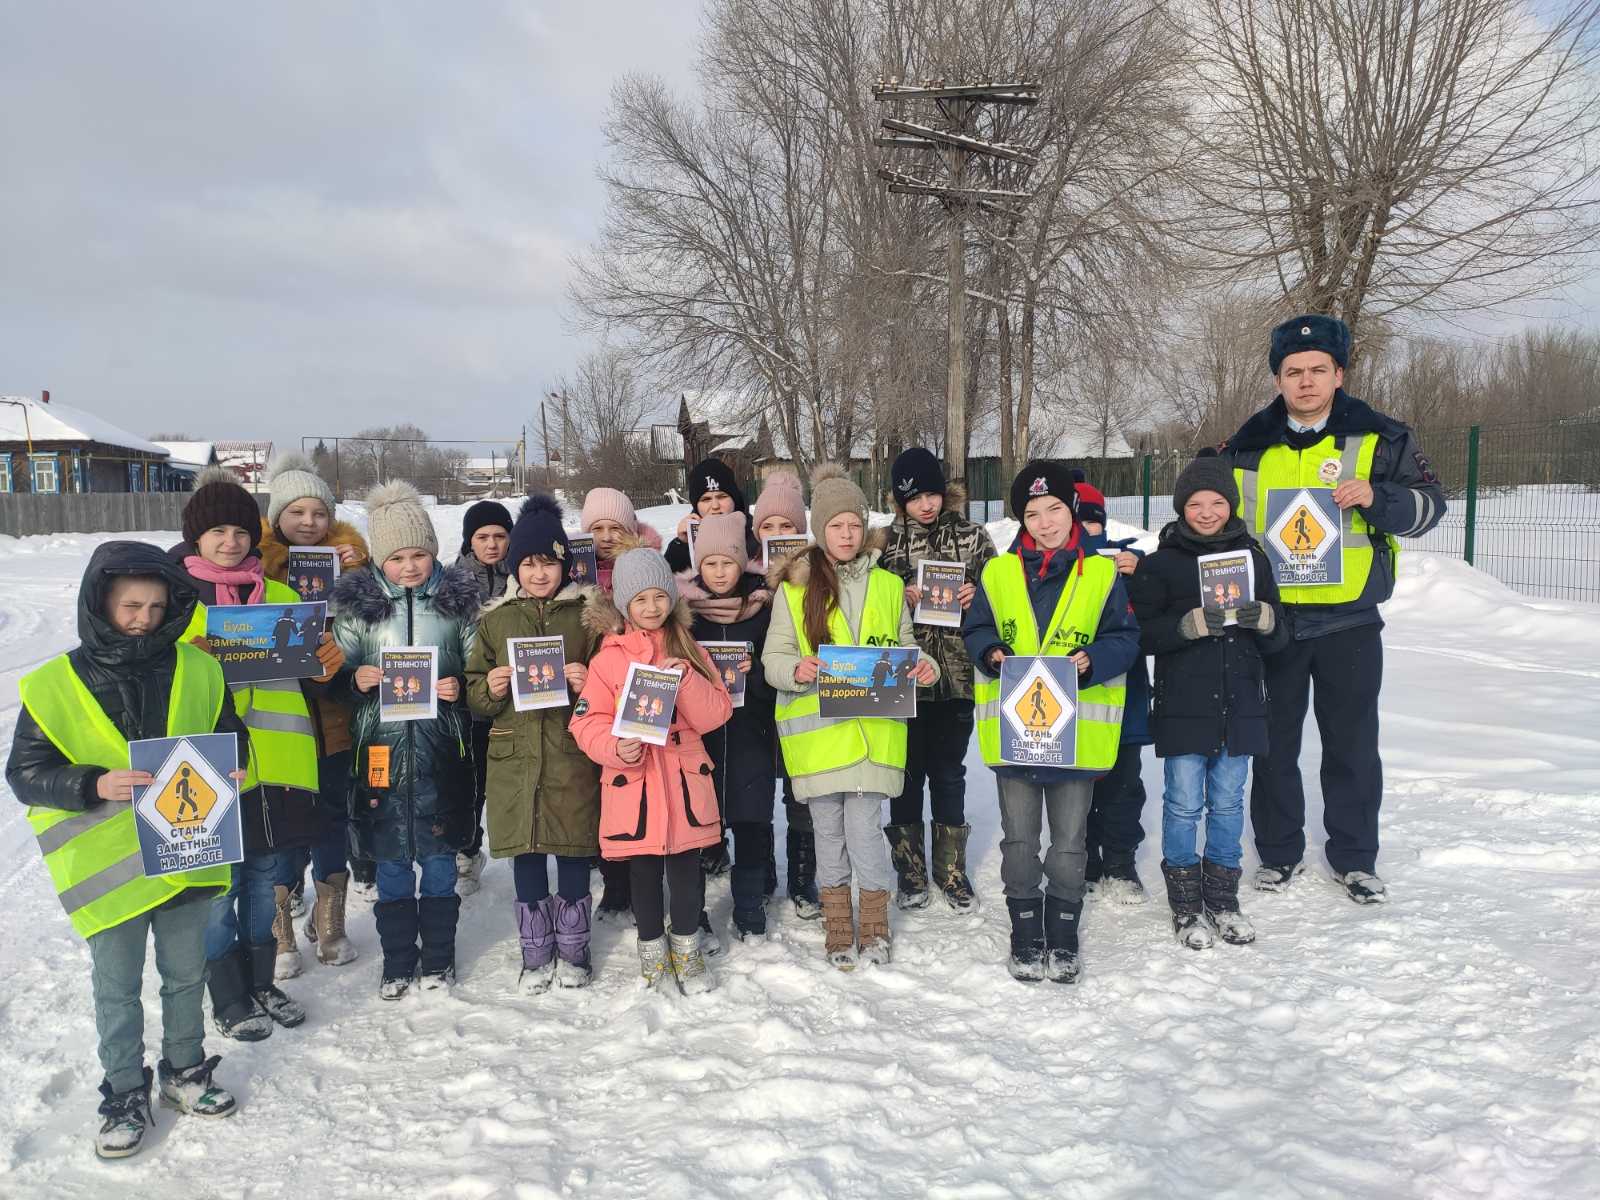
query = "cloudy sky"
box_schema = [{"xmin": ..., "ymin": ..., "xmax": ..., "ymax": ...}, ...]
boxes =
[{"xmin": 0, "ymin": 2, "xmax": 700, "ymax": 452}]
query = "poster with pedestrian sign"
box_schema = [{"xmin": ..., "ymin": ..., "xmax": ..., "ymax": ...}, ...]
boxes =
[
  {"xmin": 567, "ymin": 534, "xmax": 598, "ymax": 586},
  {"xmin": 999, "ymin": 655, "xmax": 1078, "ymax": 768},
  {"xmin": 611, "ymin": 662, "xmax": 682, "ymax": 746},
  {"xmin": 914, "ymin": 560, "xmax": 966, "ymax": 628},
  {"xmin": 286, "ymin": 547, "xmax": 339, "ymax": 605},
  {"xmin": 509, "ymin": 636, "xmax": 569, "ymax": 712},
  {"xmin": 817, "ymin": 644, "xmax": 919, "ymax": 719},
  {"xmin": 130, "ymin": 732, "xmax": 243, "ymax": 877},
  {"xmin": 1197, "ymin": 550, "xmax": 1256, "ymax": 625},
  {"xmin": 699, "ymin": 641, "xmax": 750, "ymax": 709},
  {"xmin": 379, "ymin": 646, "xmax": 438, "ymax": 722},
  {"xmin": 1264, "ymin": 488, "xmax": 1343, "ymax": 586},
  {"xmin": 205, "ymin": 602, "xmax": 327, "ymax": 684},
  {"xmin": 762, "ymin": 534, "xmax": 811, "ymax": 569}
]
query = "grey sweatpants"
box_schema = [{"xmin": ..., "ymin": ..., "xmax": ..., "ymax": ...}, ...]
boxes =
[
  {"xmin": 809, "ymin": 791, "xmax": 895, "ymax": 893},
  {"xmin": 87, "ymin": 890, "xmax": 210, "ymax": 1094},
  {"xmin": 996, "ymin": 775, "xmax": 1094, "ymax": 903}
]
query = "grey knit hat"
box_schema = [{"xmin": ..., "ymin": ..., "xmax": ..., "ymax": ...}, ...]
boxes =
[
  {"xmin": 364, "ymin": 480, "xmax": 439, "ymax": 564},
  {"xmin": 1173, "ymin": 449, "xmax": 1240, "ymax": 514},
  {"xmin": 266, "ymin": 451, "xmax": 336, "ymax": 528},
  {"xmin": 612, "ymin": 546, "xmax": 678, "ymax": 615},
  {"xmin": 808, "ymin": 463, "xmax": 867, "ymax": 535}
]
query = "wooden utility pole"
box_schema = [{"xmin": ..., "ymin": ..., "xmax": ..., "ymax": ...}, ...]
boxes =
[{"xmin": 873, "ymin": 79, "xmax": 1040, "ymax": 486}]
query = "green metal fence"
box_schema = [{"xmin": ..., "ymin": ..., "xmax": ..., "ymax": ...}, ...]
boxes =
[{"xmin": 1102, "ymin": 416, "xmax": 1600, "ymax": 605}]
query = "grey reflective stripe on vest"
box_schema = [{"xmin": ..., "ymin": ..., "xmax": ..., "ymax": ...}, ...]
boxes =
[
  {"xmin": 34, "ymin": 807, "xmax": 118, "ymax": 857},
  {"xmin": 978, "ymin": 674, "xmax": 1123, "ymax": 725},
  {"xmin": 244, "ymin": 707, "xmax": 316, "ymax": 736},
  {"xmin": 776, "ymin": 710, "xmax": 830, "ymax": 738},
  {"xmin": 1079, "ymin": 702, "xmax": 1125, "ymax": 724},
  {"xmin": 1239, "ymin": 439, "xmax": 1366, "ymax": 535},
  {"xmin": 975, "ymin": 698, "xmax": 1000, "ymax": 724},
  {"xmin": 56, "ymin": 850, "xmax": 148, "ymax": 915}
]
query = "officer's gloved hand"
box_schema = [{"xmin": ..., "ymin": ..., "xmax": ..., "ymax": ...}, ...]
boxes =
[
  {"xmin": 1179, "ymin": 607, "xmax": 1224, "ymax": 640},
  {"xmin": 1235, "ymin": 601, "xmax": 1275, "ymax": 634}
]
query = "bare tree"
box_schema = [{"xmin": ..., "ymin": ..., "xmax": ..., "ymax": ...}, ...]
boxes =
[
  {"xmin": 1187, "ymin": 0, "xmax": 1600, "ymax": 339},
  {"xmin": 551, "ymin": 348, "xmax": 676, "ymax": 501}
]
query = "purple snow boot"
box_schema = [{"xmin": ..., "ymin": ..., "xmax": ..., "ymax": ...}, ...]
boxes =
[
  {"xmin": 552, "ymin": 894, "xmax": 593, "ymax": 989},
  {"xmin": 516, "ymin": 898, "xmax": 556, "ymax": 994}
]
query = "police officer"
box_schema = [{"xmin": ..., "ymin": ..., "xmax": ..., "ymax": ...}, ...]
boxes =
[{"xmin": 1220, "ymin": 315, "xmax": 1445, "ymax": 903}]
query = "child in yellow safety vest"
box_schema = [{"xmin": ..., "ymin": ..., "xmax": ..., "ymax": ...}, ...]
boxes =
[
  {"xmin": 763, "ymin": 465, "xmax": 939, "ymax": 971},
  {"xmin": 961, "ymin": 462, "xmax": 1140, "ymax": 985},
  {"xmin": 6, "ymin": 542, "xmax": 253, "ymax": 1159}
]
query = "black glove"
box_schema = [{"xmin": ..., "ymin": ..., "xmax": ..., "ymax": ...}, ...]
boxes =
[
  {"xmin": 1179, "ymin": 607, "xmax": 1226, "ymax": 640},
  {"xmin": 1236, "ymin": 601, "xmax": 1275, "ymax": 633}
]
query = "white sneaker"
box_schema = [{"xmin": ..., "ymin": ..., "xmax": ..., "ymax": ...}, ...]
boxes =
[
  {"xmin": 1334, "ymin": 870, "xmax": 1388, "ymax": 905},
  {"xmin": 455, "ymin": 851, "xmax": 486, "ymax": 897}
]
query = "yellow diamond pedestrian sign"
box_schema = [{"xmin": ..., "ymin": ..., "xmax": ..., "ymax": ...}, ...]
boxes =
[
  {"xmin": 1267, "ymin": 489, "xmax": 1337, "ymax": 565},
  {"xmin": 1002, "ymin": 659, "xmax": 1074, "ymax": 743},
  {"xmin": 134, "ymin": 738, "xmax": 233, "ymax": 839}
]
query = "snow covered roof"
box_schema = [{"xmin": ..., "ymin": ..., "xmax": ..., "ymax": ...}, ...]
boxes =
[
  {"xmin": 0, "ymin": 395, "xmax": 170, "ymax": 456},
  {"xmin": 966, "ymin": 411, "xmax": 1136, "ymax": 460},
  {"xmin": 651, "ymin": 424, "xmax": 684, "ymax": 461},
  {"xmin": 153, "ymin": 441, "xmax": 215, "ymax": 470},
  {"xmin": 679, "ymin": 389, "xmax": 761, "ymax": 438}
]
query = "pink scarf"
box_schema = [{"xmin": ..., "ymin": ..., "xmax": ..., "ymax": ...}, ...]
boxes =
[{"xmin": 185, "ymin": 553, "xmax": 266, "ymax": 606}]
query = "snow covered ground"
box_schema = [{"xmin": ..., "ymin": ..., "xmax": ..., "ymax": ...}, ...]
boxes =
[{"xmin": 1, "ymin": 505, "xmax": 1597, "ymax": 1198}]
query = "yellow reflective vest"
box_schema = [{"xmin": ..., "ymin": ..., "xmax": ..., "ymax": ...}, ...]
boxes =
[
  {"xmin": 1234, "ymin": 432, "xmax": 1399, "ymax": 606},
  {"xmin": 182, "ymin": 578, "xmax": 320, "ymax": 792},
  {"xmin": 974, "ymin": 552, "xmax": 1125, "ymax": 771},
  {"xmin": 19, "ymin": 645, "xmax": 233, "ymax": 939},
  {"xmin": 774, "ymin": 568, "xmax": 909, "ymax": 780}
]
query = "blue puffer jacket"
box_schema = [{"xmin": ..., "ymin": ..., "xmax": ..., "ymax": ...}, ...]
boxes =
[
  {"xmin": 1079, "ymin": 529, "xmax": 1151, "ymax": 747},
  {"xmin": 332, "ymin": 561, "xmax": 481, "ymax": 863},
  {"xmin": 962, "ymin": 526, "xmax": 1141, "ymax": 783}
]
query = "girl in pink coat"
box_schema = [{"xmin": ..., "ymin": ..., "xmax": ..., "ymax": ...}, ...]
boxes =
[{"xmin": 570, "ymin": 546, "xmax": 732, "ymax": 995}]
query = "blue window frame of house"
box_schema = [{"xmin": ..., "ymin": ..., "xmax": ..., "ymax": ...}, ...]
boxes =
[
  {"xmin": 0, "ymin": 456, "xmax": 11, "ymax": 493},
  {"xmin": 69, "ymin": 451, "xmax": 84, "ymax": 494},
  {"xmin": 128, "ymin": 461, "xmax": 144, "ymax": 492},
  {"xmin": 30, "ymin": 454, "xmax": 59, "ymax": 494}
]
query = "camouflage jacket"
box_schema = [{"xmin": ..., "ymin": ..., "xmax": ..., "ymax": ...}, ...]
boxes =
[{"xmin": 879, "ymin": 488, "xmax": 996, "ymax": 702}]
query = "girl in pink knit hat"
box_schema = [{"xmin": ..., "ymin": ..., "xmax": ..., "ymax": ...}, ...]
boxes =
[{"xmin": 579, "ymin": 487, "xmax": 662, "ymax": 597}]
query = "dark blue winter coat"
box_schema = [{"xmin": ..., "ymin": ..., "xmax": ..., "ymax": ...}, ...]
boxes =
[
  {"xmin": 1079, "ymin": 529, "xmax": 1151, "ymax": 748},
  {"xmin": 962, "ymin": 527, "xmax": 1141, "ymax": 783}
]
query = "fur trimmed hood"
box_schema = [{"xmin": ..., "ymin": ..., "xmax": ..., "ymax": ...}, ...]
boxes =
[
  {"xmin": 332, "ymin": 559, "xmax": 483, "ymax": 626},
  {"xmin": 258, "ymin": 518, "xmax": 370, "ymax": 584},
  {"xmin": 480, "ymin": 573, "xmax": 598, "ymax": 617},
  {"xmin": 581, "ymin": 585, "xmax": 695, "ymax": 642},
  {"xmin": 765, "ymin": 523, "xmax": 887, "ymax": 590}
]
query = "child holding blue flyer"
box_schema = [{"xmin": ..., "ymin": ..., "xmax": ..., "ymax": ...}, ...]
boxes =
[
  {"xmin": 1127, "ymin": 454, "xmax": 1287, "ymax": 949},
  {"xmin": 764, "ymin": 466, "xmax": 938, "ymax": 971},
  {"xmin": 962, "ymin": 462, "xmax": 1139, "ymax": 985},
  {"xmin": 333, "ymin": 482, "xmax": 480, "ymax": 998},
  {"xmin": 466, "ymin": 496, "xmax": 604, "ymax": 993},
  {"xmin": 172, "ymin": 469, "xmax": 344, "ymax": 1041},
  {"xmin": 6, "ymin": 542, "xmax": 251, "ymax": 1158}
]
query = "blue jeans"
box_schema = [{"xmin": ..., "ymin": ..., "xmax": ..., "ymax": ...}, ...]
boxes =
[
  {"xmin": 205, "ymin": 851, "xmax": 293, "ymax": 960},
  {"xmin": 1162, "ymin": 751, "xmax": 1250, "ymax": 869},
  {"xmin": 377, "ymin": 854, "xmax": 457, "ymax": 902}
]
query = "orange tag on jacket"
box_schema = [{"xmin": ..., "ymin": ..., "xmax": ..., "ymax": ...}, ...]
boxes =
[{"xmin": 368, "ymin": 745, "xmax": 390, "ymax": 788}]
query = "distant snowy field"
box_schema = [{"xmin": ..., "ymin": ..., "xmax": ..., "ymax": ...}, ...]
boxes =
[{"xmin": 1, "ymin": 501, "xmax": 1597, "ymax": 1197}]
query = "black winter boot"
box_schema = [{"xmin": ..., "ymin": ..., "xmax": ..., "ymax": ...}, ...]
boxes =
[
  {"xmin": 1201, "ymin": 860, "xmax": 1256, "ymax": 944},
  {"xmin": 883, "ymin": 821, "xmax": 930, "ymax": 911},
  {"xmin": 595, "ymin": 859, "xmax": 633, "ymax": 924},
  {"xmin": 1161, "ymin": 860, "xmax": 1213, "ymax": 950},
  {"xmin": 418, "ymin": 895, "xmax": 462, "ymax": 989},
  {"xmin": 701, "ymin": 829, "xmax": 732, "ymax": 878},
  {"xmin": 786, "ymin": 824, "xmax": 821, "ymax": 920},
  {"xmin": 1042, "ymin": 896, "xmax": 1083, "ymax": 984},
  {"xmin": 731, "ymin": 860, "xmax": 769, "ymax": 941},
  {"xmin": 930, "ymin": 822, "xmax": 977, "ymax": 913},
  {"xmin": 206, "ymin": 948, "xmax": 272, "ymax": 1041},
  {"xmin": 374, "ymin": 898, "xmax": 421, "ymax": 999},
  {"xmin": 1096, "ymin": 856, "xmax": 1148, "ymax": 905},
  {"xmin": 246, "ymin": 942, "xmax": 306, "ymax": 1027},
  {"xmin": 1005, "ymin": 897, "xmax": 1045, "ymax": 982}
]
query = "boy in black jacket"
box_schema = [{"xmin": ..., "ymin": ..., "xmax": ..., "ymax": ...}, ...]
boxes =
[{"xmin": 1128, "ymin": 453, "xmax": 1289, "ymax": 948}]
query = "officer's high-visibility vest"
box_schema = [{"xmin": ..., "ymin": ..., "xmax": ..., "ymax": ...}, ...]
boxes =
[
  {"xmin": 1234, "ymin": 432, "xmax": 1399, "ymax": 606},
  {"xmin": 774, "ymin": 566, "xmax": 909, "ymax": 780},
  {"xmin": 19, "ymin": 644, "xmax": 232, "ymax": 939},
  {"xmin": 183, "ymin": 578, "xmax": 319, "ymax": 792},
  {"xmin": 974, "ymin": 552, "xmax": 1125, "ymax": 771}
]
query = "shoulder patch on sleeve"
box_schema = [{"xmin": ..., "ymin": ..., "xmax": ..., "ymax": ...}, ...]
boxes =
[
  {"xmin": 1412, "ymin": 450, "xmax": 1439, "ymax": 486},
  {"xmin": 574, "ymin": 698, "xmax": 589, "ymax": 716}
]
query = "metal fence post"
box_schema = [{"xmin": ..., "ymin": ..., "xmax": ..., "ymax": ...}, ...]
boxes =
[
  {"xmin": 1141, "ymin": 453, "xmax": 1152, "ymax": 531},
  {"xmin": 1463, "ymin": 425, "xmax": 1480, "ymax": 566}
]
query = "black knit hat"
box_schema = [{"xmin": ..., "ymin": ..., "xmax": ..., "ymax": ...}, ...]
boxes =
[
  {"xmin": 1270, "ymin": 314, "xmax": 1352, "ymax": 374},
  {"xmin": 891, "ymin": 447, "xmax": 947, "ymax": 506},
  {"xmin": 182, "ymin": 467, "xmax": 263, "ymax": 550},
  {"xmin": 460, "ymin": 499, "xmax": 514, "ymax": 555},
  {"xmin": 688, "ymin": 457, "xmax": 746, "ymax": 512},
  {"xmin": 1173, "ymin": 448, "xmax": 1240, "ymax": 514},
  {"xmin": 1009, "ymin": 460, "xmax": 1083, "ymax": 521},
  {"xmin": 508, "ymin": 494, "xmax": 571, "ymax": 573}
]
